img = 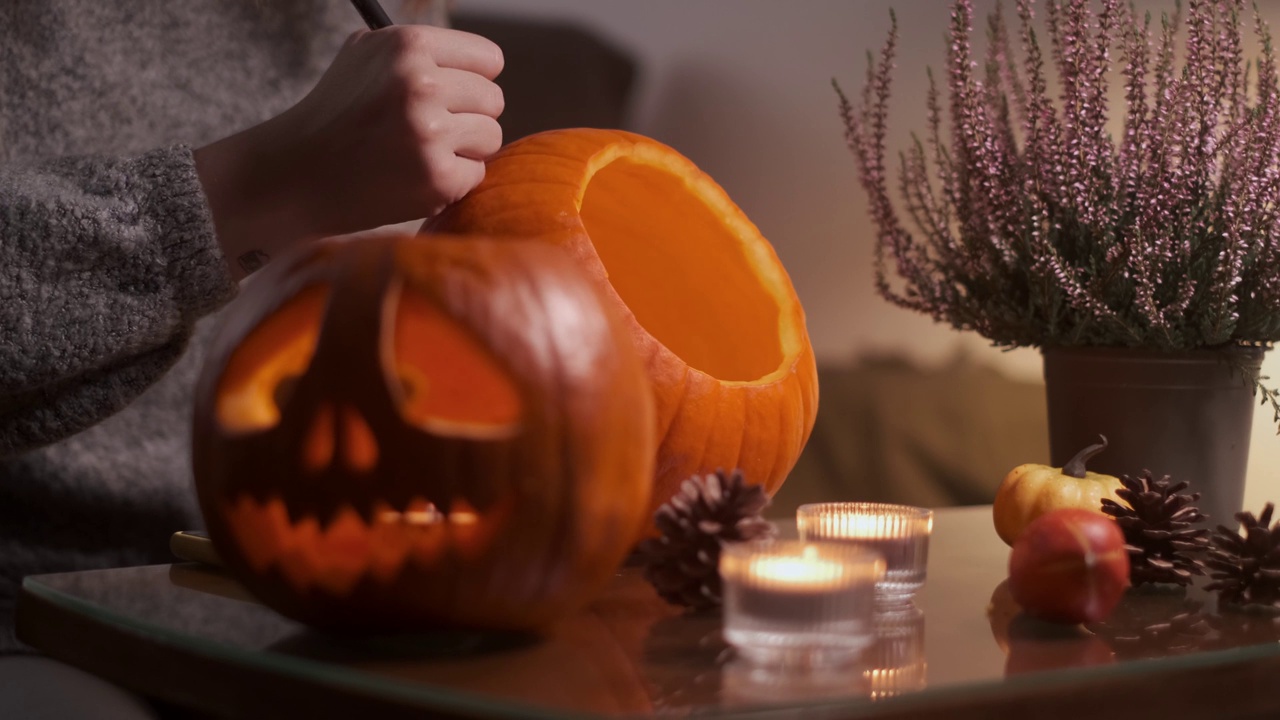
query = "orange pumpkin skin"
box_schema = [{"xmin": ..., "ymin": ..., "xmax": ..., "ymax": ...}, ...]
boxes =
[
  {"xmin": 429, "ymin": 129, "xmax": 819, "ymax": 536},
  {"xmin": 192, "ymin": 235, "xmax": 655, "ymax": 632}
]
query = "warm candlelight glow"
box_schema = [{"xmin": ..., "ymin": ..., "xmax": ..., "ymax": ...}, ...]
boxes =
[
  {"xmin": 748, "ymin": 553, "xmax": 848, "ymax": 592},
  {"xmin": 720, "ymin": 540, "xmax": 885, "ymax": 667}
]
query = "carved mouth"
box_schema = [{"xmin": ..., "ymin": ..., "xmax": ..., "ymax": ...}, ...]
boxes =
[{"xmin": 222, "ymin": 494, "xmax": 509, "ymax": 596}]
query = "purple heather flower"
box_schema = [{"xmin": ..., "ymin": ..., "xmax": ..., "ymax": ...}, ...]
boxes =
[{"xmin": 839, "ymin": 0, "xmax": 1280, "ymax": 349}]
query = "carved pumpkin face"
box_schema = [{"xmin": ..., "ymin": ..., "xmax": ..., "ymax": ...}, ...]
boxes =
[{"xmin": 192, "ymin": 235, "xmax": 655, "ymax": 632}]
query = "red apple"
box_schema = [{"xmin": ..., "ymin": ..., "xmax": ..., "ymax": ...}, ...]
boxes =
[{"xmin": 1008, "ymin": 508, "xmax": 1130, "ymax": 624}]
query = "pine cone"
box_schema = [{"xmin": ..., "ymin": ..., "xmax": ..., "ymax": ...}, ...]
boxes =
[
  {"xmin": 1205, "ymin": 503, "xmax": 1280, "ymax": 608},
  {"xmin": 1100, "ymin": 470, "xmax": 1209, "ymax": 587},
  {"xmin": 636, "ymin": 469, "xmax": 776, "ymax": 612}
]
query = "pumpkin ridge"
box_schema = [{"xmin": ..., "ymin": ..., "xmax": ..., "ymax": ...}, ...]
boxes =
[
  {"xmin": 755, "ymin": 390, "xmax": 785, "ymax": 494},
  {"xmin": 654, "ymin": 361, "xmax": 691, "ymax": 451},
  {"xmin": 731, "ymin": 390, "xmax": 752, "ymax": 482},
  {"xmin": 690, "ymin": 380, "xmax": 725, "ymax": 475},
  {"xmin": 765, "ymin": 377, "xmax": 804, "ymax": 493}
]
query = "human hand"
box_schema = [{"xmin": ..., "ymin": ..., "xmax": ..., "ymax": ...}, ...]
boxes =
[{"xmin": 195, "ymin": 25, "xmax": 504, "ymax": 279}]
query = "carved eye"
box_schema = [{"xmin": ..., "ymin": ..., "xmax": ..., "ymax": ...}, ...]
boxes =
[
  {"xmin": 215, "ymin": 284, "xmax": 330, "ymax": 433},
  {"xmin": 386, "ymin": 283, "xmax": 522, "ymax": 439}
]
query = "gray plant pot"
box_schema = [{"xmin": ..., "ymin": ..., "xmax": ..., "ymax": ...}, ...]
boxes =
[{"xmin": 1042, "ymin": 346, "xmax": 1264, "ymax": 529}]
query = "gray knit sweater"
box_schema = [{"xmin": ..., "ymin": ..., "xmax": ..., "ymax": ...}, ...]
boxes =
[{"xmin": 0, "ymin": 0, "xmax": 363, "ymax": 652}]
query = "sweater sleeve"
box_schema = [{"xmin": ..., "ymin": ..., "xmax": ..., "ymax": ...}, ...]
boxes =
[{"xmin": 0, "ymin": 145, "xmax": 237, "ymax": 456}]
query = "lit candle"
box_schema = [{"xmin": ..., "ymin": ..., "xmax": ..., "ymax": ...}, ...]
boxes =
[
  {"xmin": 721, "ymin": 541, "xmax": 884, "ymax": 667},
  {"xmin": 797, "ymin": 503, "xmax": 934, "ymax": 604}
]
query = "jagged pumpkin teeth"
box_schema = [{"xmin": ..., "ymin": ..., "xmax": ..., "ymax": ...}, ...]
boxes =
[
  {"xmin": 224, "ymin": 493, "xmax": 507, "ymax": 588},
  {"xmin": 409, "ymin": 523, "xmax": 449, "ymax": 566},
  {"xmin": 276, "ymin": 517, "xmax": 323, "ymax": 593},
  {"xmin": 367, "ymin": 514, "xmax": 414, "ymax": 584},
  {"xmin": 225, "ymin": 496, "xmax": 277, "ymax": 574}
]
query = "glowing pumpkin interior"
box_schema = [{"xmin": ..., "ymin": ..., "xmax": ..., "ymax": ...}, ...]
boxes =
[
  {"xmin": 209, "ymin": 281, "xmax": 524, "ymax": 595},
  {"xmin": 579, "ymin": 145, "xmax": 803, "ymax": 383},
  {"xmin": 215, "ymin": 283, "xmax": 521, "ymax": 435}
]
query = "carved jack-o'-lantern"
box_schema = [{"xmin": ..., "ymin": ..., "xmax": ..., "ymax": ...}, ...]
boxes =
[{"xmin": 192, "ymin": 235, "xmax": 656, "ymax": 632}]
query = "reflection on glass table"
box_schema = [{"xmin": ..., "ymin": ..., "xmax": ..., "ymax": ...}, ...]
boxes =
[{"xmin": 17, "ymin": 506, "xmax": 1280, "ymax": 719}]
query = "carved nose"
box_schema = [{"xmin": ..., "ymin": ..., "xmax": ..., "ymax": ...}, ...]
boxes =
[{"xmin": 302, "ymin": 404, "xmax": 379, "ymax": 473}]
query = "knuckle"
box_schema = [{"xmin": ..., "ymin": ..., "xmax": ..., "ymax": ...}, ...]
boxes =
[
  {"xmin": 391, "ymin": 25, "xmax": 433, "ymax": 54},
  {"xmin": 409, "ymin": 112, "xmax": 448, "ymax": 143},
  {"xmin": 404, "ymin": 71, "xmax": 441, "ymax": 100}
]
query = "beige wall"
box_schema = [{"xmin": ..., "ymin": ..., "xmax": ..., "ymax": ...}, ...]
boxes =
[{"xmin": 464, "ymin": 0, "xmax": 1280, "ymax": 510}]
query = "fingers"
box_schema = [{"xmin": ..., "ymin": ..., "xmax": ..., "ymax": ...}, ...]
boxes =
[
  {"xmin": 432, "ymin": 67, "xmax": 504, "ymax": 117},
  {"xmin": 449, "ymin": 114, "xmax": 503, "ymax": 160},
  {"xmin": 394, "ymin": 25, "xmax": 504, "ymax": 80},
  {"xmin": 427, "ymin": 149, "xmax": 486, "ymax": 208}
]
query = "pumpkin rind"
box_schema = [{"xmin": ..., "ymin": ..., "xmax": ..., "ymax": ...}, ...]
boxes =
[
  {"xmin": 428, "ymin": 129, "xmax": 819, "ymax": 536},
  {"xmin": 192, "ymin": 235, "xmax": 655, "ymax": 632}
]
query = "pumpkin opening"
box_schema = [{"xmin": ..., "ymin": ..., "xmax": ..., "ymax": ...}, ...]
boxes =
[
  {"xmin": 389, "ymin": 284, "xmax": 523, "ymax": 437},
  {"xmin": 579, "ymin": 150, "xmax": 791, "ymax": 382},
  {"xmin": 217, "ymin": 284, "xmax": 330, "ymax": 432}
]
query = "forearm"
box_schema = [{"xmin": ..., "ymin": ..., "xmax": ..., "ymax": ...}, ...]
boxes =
[{"xmin": 0, "ymin": 145, "xmax": 236, "ymax": 454}]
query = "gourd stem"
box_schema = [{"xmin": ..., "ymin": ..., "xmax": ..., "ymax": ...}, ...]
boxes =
[{"xmin": 1063, "ymin": 435, "xmax": 1108, "ymax": 478}]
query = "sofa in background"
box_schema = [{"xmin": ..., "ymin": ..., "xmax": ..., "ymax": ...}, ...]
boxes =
[{"xmin": 769, "ymin": 357, "xmax": 1049, "ymax": 516}]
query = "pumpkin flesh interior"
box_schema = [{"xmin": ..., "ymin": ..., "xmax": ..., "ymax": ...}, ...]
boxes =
[
  {"xmin": 579, "ymin": 151, "xmax": 788, "ymax": 383},
  {"xmin": 217, "ymin": 284, "xmax": 329, "ymax": 432},
  {"xmin": 390, "ymin": 285, "xmax": 522, "ymax": 437}
]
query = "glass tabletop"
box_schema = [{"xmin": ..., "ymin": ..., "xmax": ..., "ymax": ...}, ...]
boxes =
[{"xmin": 18, "ymin": 506, "xmax": 1280, "ymax": 719}]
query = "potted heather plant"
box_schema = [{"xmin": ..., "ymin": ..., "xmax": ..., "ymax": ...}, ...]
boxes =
[{"xmin": 840, "ymin": 0, "xmax": 1280, "ymax": 525}]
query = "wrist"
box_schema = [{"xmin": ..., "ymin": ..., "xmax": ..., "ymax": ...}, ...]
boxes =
[{"xmin": 194, "ymin": 123, "xmax": 308, "ymax": 280}]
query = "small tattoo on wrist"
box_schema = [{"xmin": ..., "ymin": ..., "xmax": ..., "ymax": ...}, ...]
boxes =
[{"xmin": 238, "ymin": 250, "xmax": 270, "ymax": 274}]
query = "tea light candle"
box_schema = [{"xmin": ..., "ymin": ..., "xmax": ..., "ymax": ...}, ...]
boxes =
[
  {"xmin": 797, "ymin": 503, "xmax": 934, "ymax": 604},
  {"xmin": 721, "ymin": 541, "xmax": 885, "ymax": 667}
]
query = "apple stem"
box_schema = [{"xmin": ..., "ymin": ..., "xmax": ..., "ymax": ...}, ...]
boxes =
[{"xmin": 1063, "ymin": 435, "xmax": 1108, "ymax": 478}]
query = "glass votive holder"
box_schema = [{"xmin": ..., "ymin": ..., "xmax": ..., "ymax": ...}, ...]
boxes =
[
  {"xmin": 720, "ymin": 540, "xmax": 885, "ymax": 668},
  {"xmin": 796, "ymin": 502, "xmax": 934, "ymax": 605}
]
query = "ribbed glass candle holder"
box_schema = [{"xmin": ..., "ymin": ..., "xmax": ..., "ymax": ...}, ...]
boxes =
[
  {"xmin": 720, "ymin": 540, "xmax": 885, "ymax": 667},
  {"xmin": 796, "ymin": 503, "xmax": 934, "ymax": 604}
]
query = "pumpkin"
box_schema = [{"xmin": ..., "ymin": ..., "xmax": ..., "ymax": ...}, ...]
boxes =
[
  {"xmin": 192, "ymin": 235, "xmax": 656, "ymax": 632},
  {"xmin": 428, "ymin": 129, "xmax": 819, "ymax": 536},
  {"xmin": 992, "ymin": 436, "xmax": 1125, "ymax": 547}
]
